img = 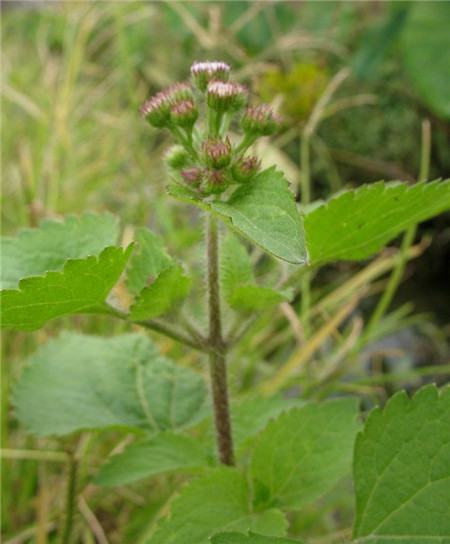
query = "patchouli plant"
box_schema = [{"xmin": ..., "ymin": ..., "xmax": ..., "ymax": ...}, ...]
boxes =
[{"xmin": 2, "ymin": 61, "xmax": 450, "ymax": 544}]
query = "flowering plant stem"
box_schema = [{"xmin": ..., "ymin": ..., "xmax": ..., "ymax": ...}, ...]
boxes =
[{"xmin": 206, "ymin": 214, "xmax": 235, "ymax": 465}]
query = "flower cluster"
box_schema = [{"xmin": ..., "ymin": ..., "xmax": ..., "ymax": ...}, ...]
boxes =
[{"xmin": 141, "ymin": 60, "xmax": 282, "ymax": 197}]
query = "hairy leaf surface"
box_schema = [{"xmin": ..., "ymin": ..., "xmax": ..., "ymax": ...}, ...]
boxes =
[
  {"xmin": 305, "ymin": 180, "xmax": 450, "ymax": 264},
  {"xmin": 150, "ymin": 468, "xmax": 288, "ymax": 544},
  {"xmin": 13, "ymin": 333, "xmax": 208, "ymax": 436},
  {"xmin": 1, "ymin": 213, "xmax": 119, "ymax": 290},
  {"xmin": 96, "ymin": 432, "xmax": 209, "ymax": 486},
  {"xmin": 1, "ymin": 246, "xmax": 132, "ymax": 330},
  {"xmin": 353, "ymin": 385, "xmax": 450, "ymax": 543},
  {"xmin": 251, "ymin": 398, "xmax": 360, "ymax": 509}
]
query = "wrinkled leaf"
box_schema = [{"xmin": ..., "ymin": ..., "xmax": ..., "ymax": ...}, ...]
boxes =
[
  {"xmin": 14, "ymin": 332, "xmax": 208, "ymax": 436},
  {"xmin": 96, "ymin": 432, "xmax": 209, "ymax": 486},
  {"xmin": 353, "ymin": 385, "xmax": 450, "ymax": 543},
  {"xmin": 251, "ymin": 399, "xmax": 360, "ymax": 509},
  {"xmin": 1, "ymin": 246, "xmax": 132, "ymax": 330},
  {"xmin": 150, "ymin": 468, "xmax": 288, "ymax": 544},
  {"xmin": 1, "ymin": 213, "xmax": 119, "ymax": 290},
  {"xmin": 305, "ymin": 180, "xmax": 450, "ymax": 264}
]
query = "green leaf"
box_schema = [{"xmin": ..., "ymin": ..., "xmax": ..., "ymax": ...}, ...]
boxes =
[
  {"xmin": 305, "ymin": 180, "xmax": 450, "ymax": 264},
  {"xmin": 1, "ymin": 245, "xmax": 133, "ymax": 331},
  {"xmin": 211, "ymin": 167, "xmax": 307, "ymax": 265},
  {"xmin": 13, "ymin": 332, "xmax": 208, "ymax": 436},
  {"xmin": 212, "ymin": 533, "xmax": 302, "ymax": 544},
  {"xmin": 251, "ymin": 398, "xmax": 360, "ymax": 509},
  {"xmin": 150, "ymin": 468, "xmax": 288, "ymax": 544},
  {"xmin": 221, "ymin": 234, "xmax": 291, "ymax": 312},
  {"xmin": 130, "ymin": 265, "xmax": 191, "ymax": 321},
  {"xmin": 400, "ymin": 2, "xmax": 450, "ymax": 119},
  {"xmin": 126, "ymin": 227, "xmax": 173, "ymax": 295},
  {"xmin": 1, "ymin": 213, "xmax": 119, "ymax": 290},
  {"xmin": 96, "ymin": 432, "xmax": 209, "ymax": 487},
  {"xmin": 353, "ymin": 385, "xmax": 450, "ymax": 544},
  {"xmin": 232, "ymin": 396, "xmax": 304, "ymax": 451}
]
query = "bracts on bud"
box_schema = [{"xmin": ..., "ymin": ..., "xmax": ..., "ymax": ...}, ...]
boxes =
[
  {"xmin": 241, "ymin": 104, "xmax": 281, "ymax": 136},
  {"xmin": 207, "ymin": 81, "xmax": 248, "ymax": 113},
  {"xmin": 171, "ymin": 100, "xmax": 198, "ymax": 129},
  {"xmin": 203, "ymin": 138, "xmax": 232, "ymax": 169}
]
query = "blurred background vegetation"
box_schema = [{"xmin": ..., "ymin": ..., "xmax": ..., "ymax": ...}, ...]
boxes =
[{"xmin": 2, "ymin": 1, "xmax": 450, "ymax": 543}]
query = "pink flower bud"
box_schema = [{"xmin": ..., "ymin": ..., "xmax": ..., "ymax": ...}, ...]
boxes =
[
  {"xmin": 180, "ymin": 167, "xmax": 203, "ymax": 186},
  {"xmin": 191, "ymin": 61, "xmax": 230, "ymax": 91},
  {"xmin": 203, "ymin": 138, "xmax": 232, "ymax": 169},
  {"xmin": 206, "ymin": 81, "xmax": 248, "ymax": 113},
  {"xmin": 171, "ymin": 100, "xmax": 198, "ymax": 128},
  {"xmin": 140, "ymin": 91, "xmax": 172, "ymax": 127},
  {"xmin": 231, "ymin": 155, "xmax": 261, "ymax": 183},
  {"xmin": 202, "ymin": 169, "xmax": 229, "ymax": 195},
  {"xmin": 241, "ymin": 104, "xmax": 280, "ymax": 136}
]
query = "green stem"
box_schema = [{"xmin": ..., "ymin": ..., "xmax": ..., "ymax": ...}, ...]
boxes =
[
  {"xmin": 206, "ymin": 215, "xmax": 235, "ymax": 466},
  {"xmin": 234, "ymin": 132, "xmax": 257, "ymax": 157},
  {"xmin": 58, "ymin": 454, "xmax": 78, "ymax": 544}
]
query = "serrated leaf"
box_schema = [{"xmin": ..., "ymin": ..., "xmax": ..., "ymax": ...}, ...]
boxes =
[
  {"xmin": 211, "ymin": 167, "xmax": 307, "ymax": 265},
  {"xmin": 1, "ymin": 213, "xmax": 120, "ymax": 290},
  {"xmin": 221, "ymin": 234, "xmax": 290, "ymax": 312},
  {"xmin": 1, "ymin": 245, "xmax": 133, "ymax": 331},
  {"xmin": 305, "ymin": 180, "xmax": 450, "ymax": 264},
  {"xmin": 353, "ymin": 385, "xmax": 450, "ymax": 544},
  {"xmin": 126, "ymin": 227, "xmax": 173, "ymax": 295},
  {"xmin": 96, "ymin": 432, "xmax": 209, "ymax": 487},
  {"xmin": 400, "ymin": 3, "xmax": 450, "ymax": 119},
  {"xmin": 212, "ymin": 532, "xmax": 302, "ymax": 544},
  {"xmin": 13, "ymin": 332, "xmax": 208, "ymax": 436},
  {"xmin": 251, "ymin": 398, "xmax": 360, "ymax": 509},
  {"xmin": 150, "ymin": 468, "xmax": 288, "ymax": 544},
  {"xmin": 130, "ymin": 265, "xmax": 191, "ymax": 321}
]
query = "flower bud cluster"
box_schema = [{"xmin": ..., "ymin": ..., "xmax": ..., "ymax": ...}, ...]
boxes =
[{"xmin": 141, "ymin": 60, "xmax": 282, "ymax": 197}]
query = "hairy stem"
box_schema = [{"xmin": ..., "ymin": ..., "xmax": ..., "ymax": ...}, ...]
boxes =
[{"xmin": 206, "ymin": 215, "xmax": 235, "ymax": 465}]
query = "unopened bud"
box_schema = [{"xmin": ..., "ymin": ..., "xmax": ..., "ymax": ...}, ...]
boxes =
[
  {"xmin": 241, "ymin": 104, "xmax": 280, "ymax": 136},
  {"xmin": 203, "ymin": 138, "xmax": 232, "ymax": 169},
  {"xmin": 180, "ymin": 167, "xmax": 203, "ymax": 187},
  {"xmin": 202, "ymin": 169, "xmax": 228, "ymax": 195},
  {"xmin": 166, "ymin": 82, "xmax": 194, "ymax": 103},
  {"xmin": 207, "ymin": 81, "xmax": 248, "ymax": 113},
  {"xmin": 165, "ymin": 145, "xmax": 190, "ymax": 170},
  {"xmin": 171, "ymin": 100, "xmax": 198, "ymax": 129},
  {"xmin": 191, "ymin": 61, "xmax": 230, "ymax": 92},
  {"xmin": 140, "ymin": 91, "xmax": 172, "ymax": 128},
  {"xmin": 232, "ymin": 155, "xmax": 261, "ymax": 183}
]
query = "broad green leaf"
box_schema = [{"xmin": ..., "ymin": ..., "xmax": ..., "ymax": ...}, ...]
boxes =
[
  {"xmin": 150, "ymin": 468, "xmax": 288, "ymax": 544},
  {"xmin": 1, "ymin": 245, "xmax": 132, "ymax": 331},
  {"xmin": 232, "ymin": 396, "xmax": 304, "ymax": 451},
  {"xmin": 251, "ymin": 398, "xmax": 360, "ymax": 509},
  {"xmin": 13, "ymin": 332, "xmax": 208, "ymax": 436},
  {"xmin": 126, "ymin": 227, "xmax": 173, "ymax": 295},
  {"xmin": 130, "ymin": 265, "xmax": 191, "ymax": 321},
  {"xmin": 1, "ymin": 213, "xmax": 119, "ymax": 290},
  {"xmin": 221, "ymin": 234, "xmax": 291, "ymax": 312},
  {"xmin": 305, "ymin": 180, "xmax": 450, "ymax": 264},
  {"xmin": 96, "ymin": 432, "xmax": 209, "ymax": 487},
  {"xmin": 400, "ymin": 3, "xmax": 450, "ymax": 119},
  {"xmin": 353, "ymin": 385, "xmax": 450, "ymax": 544},
  {"xmin": 211, "ymin": 167, "xmax": 307, "ymax": 265},
  {"xmin": 212, "ymin": 533, "xmax": 302, "ymax": 544}
]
